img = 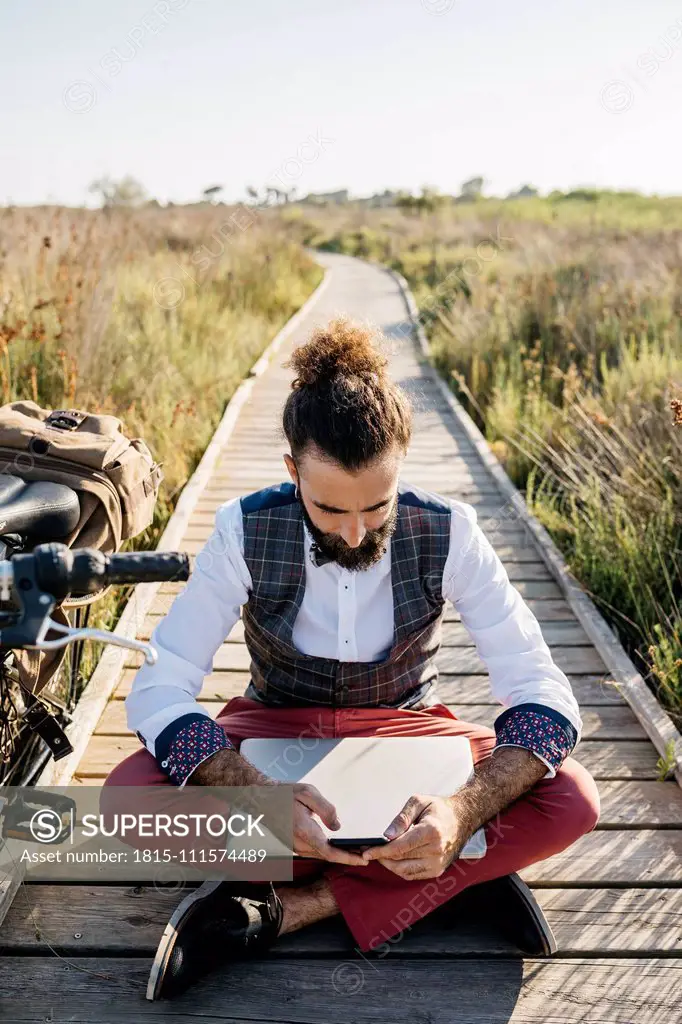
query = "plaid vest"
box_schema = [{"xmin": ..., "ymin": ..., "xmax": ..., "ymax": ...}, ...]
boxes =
[{"xmin": 239, "ymin": 482, "xmax": 451, "ymax": 708}]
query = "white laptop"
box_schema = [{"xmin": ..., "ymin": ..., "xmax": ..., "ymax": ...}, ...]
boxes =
[{"xmin": 240, "ymin": 735, "xmax": 487, "ymax": 860}]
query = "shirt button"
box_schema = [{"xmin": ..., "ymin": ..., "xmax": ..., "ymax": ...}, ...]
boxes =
[{"xmin": 161, "ymin": 760, "xmax": 168, "ymax": 768}]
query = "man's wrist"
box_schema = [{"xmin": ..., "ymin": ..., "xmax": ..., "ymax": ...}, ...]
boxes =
[
  {"xmin": 187, "ymin": 747, "xmax": 233, "ymax": 786},
  {"xmin": 447, "ymin": 746, "xmax": 547, "ymax": 833},
  {"xmin": 188, "ymin": 746, "xmax": 276, "ymax": 788}
]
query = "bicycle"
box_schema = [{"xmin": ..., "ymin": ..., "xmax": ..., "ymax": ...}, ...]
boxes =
[{"xmin": 0, "ymin": 472, "xmax": 189, "ymax": 798}]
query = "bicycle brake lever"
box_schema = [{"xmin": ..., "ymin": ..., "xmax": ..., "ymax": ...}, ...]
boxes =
[{"xmin": 26, "ymin": 617, "xmax": 159, "ymax": 665}]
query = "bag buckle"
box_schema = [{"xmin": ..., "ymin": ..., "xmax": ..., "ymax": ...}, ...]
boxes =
[
  {"xmin": 45, "ymin": 409, "xmax": 87, "ymax": 432},
  {"xmin": 23, "ymin": 696, "xmax": 74, "ymax": 761}
]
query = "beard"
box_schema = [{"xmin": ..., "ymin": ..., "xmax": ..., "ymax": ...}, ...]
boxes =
[{"xmin": 299, "ymin": 494, "xmax": 399, "ymax": 572}]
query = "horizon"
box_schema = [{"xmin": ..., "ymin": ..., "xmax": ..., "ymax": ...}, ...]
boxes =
[{"xmin": 5, "ymin": 181, "xmax": 682, "ymax": 211}]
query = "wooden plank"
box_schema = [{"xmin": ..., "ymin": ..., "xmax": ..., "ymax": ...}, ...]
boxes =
[
  {"xmin": 533, "ymin": 887, "xmax": 682, "ymax": 954},
  {"xmin": 138, "ymin": 615, "xmax": 246, "ymax": 642},
  {"xmin": 547, "ymin": 741, "xmax": 662, "ymax": 780},
  {"xmin": 0, "ymin": 956, "xmax": 680, "ymax": 1022},
  {"xmin": 74, "ymin": 735, "xmax": 663, "ymax": 781},
  {"xmin": 597, "ymin": 781, "xmax": 682, "ymax": 827},
  {"xmin": 440, "ymin": 620, "xmax": 590, "ymax": 646},
  {"xmin": 94, "ymin": 700, "xmax": 222, "ymax": 734},
  {"xmin": 287, "ymin": 891, "xmax": 682, "ymax": 958},
  {"xmin": 114, "ymin": 668, "xmax": 252, "ymax": 699},
  {"xmin": 435, "ymin": 646, "xmax": 606, "ymax": 674},
  {"xmin": 3, "ymin": 886, "xmax": 680, "ymax": 957},
  {"xmin": 519, "ymin": 829, "xmax": 682, "ymax": 885}
]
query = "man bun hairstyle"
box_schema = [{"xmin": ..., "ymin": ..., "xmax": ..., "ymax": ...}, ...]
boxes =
[{"xmin": 282, "ymin": 317, "xmax": 412, "ymax": 470}]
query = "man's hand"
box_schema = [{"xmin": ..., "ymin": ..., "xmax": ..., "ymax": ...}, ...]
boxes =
[
  {"xmin": 289, "ymin": 782, "xmax": 370, "ymax": 867},
  {"xmin": 188, "ymin": 748, "xmax": 368, "ymax": 867},
  {"xmin": 361, "ymin": 747, "xmax": 549, "ymax": 879},
  {"xmin": 360, "ymin": 793, "xmax": 474, "ymax": 880}
]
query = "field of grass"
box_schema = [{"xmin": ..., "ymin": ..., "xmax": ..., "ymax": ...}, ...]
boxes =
[
  {"xmin": 286, "ymin": 194, "xmax": 682, "ymax": 728},
  {"xmin": 0, "ymin": 203, "xmax": 321, "ymax": 707}
]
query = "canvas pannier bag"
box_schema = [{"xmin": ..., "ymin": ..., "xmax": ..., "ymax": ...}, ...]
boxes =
[{"xmin": 0, "ymin": 400, "xmax": 164, "ymax": 700}]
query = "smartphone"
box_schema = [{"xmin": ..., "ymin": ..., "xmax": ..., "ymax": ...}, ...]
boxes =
[{"xmin": 327, "ymin": 837, "xmax": 388, "ymax": 851}]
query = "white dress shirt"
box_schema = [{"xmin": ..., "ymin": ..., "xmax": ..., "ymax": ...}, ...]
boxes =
[{"xmin": 125, "ymin": 488, "xmax": 583, "ymax": 781}]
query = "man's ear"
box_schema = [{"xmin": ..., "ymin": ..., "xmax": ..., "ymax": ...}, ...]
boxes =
[{"xmin": 283, "ymin": 452, "xmax": 297, "ymax": 486}]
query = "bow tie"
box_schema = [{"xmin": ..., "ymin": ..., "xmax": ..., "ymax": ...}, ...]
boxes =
[{"xmin": 309, "ymin": 542, "xmax": 334, "ymax": 567}]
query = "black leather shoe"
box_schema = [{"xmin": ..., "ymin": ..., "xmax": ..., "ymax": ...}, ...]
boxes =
[
  {"xmin": 445, "ymin": 872, "xmax": 557, "ymax": 956},
  {"xmin": 462, "ymin": 872, "xmax": 557, "ymax": 955},
  {"xmin": 146, "ymin": 879, "xmax": 284, "ymax": 1001}
]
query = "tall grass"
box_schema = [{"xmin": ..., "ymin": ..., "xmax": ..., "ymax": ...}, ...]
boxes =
[{"xmin": 0, "ymin": 203, "xmax": 321, "ymax": 700}]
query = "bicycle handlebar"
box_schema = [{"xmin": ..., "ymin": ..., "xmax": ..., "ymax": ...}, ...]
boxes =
[
  {"xmin": 0, "ymin": 542, "xmax": 190, "ymax": 652},
  {"xmin": 0, "ymin": 545, "xmax": 190, "ymax": 601},
  {"xmin": 106, "ymin": 550, "xmax": 190, "ymax": 585}
]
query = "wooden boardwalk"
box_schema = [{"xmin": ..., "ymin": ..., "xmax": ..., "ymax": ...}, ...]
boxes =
[{"xmin": 2, "ymin": 253, "xmax": 681, "ymax": 1021}]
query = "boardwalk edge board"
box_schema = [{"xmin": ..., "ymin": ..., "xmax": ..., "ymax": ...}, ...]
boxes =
[{"xmin": 387, "ymin": 263, "xmax": 682, "ymax": 789}]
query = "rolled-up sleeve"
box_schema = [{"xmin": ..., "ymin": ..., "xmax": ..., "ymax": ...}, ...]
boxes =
[
  {"xmin": 442, "ymin": 500, "xmax": 582, "ymax": 778},
  {"xmin": 125, "ymin": 497, "xmax": 251, "ymax": 785}
]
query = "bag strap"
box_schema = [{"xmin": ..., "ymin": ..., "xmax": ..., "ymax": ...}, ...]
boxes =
[{"xmin": 143, "ymin": 463, "xmax": 164, "ymax": 496}]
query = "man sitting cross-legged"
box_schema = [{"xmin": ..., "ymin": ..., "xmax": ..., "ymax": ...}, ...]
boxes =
[{"xmin": 103, "ymin": 317, "xmax": 600, "ymax": 1001}]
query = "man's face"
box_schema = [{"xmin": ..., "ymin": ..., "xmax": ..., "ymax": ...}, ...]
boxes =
[{"xmin": 283, "ymin": 445, "xmax": 403, "ymax": 572}]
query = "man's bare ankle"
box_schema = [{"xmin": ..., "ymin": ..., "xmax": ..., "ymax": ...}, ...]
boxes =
[{"xmin": 275, "ymin": 878, "xmax": 339, "ymax": 936}]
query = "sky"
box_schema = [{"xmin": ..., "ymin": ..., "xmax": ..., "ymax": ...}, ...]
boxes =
[{"xmin": 1, "ymin": 0, "xmax": 681, "ymax": 206}]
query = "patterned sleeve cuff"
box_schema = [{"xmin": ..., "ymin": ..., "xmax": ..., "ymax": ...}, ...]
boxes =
[
  {"xmin": 493, "ymin": 702, "xmax": 578, "ymax": 777},
  {"xmin": 154, "ymin": 713, "xmax": 235, "ymax": 787}
]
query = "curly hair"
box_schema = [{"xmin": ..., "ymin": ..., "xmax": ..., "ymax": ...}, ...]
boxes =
[{"xmin": 282, "ymin": 317, "xmax": 412, "ymax": 470}]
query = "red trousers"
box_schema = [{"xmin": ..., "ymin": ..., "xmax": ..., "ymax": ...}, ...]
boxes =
[{"xmin": 104, "ymin": 696, "xmax": 600, "ymax": 952}]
